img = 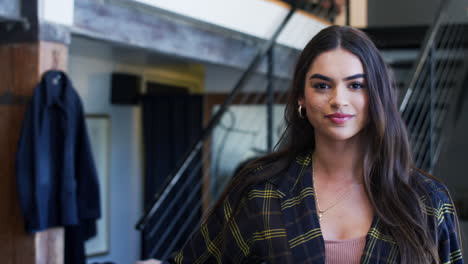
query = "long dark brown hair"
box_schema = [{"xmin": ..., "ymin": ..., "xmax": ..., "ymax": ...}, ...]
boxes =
[{"xmin": 213, "ymin": 25, "xmax": 451, "ymax": 262}]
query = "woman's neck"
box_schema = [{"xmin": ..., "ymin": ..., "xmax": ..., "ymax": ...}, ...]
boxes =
[{"xmin": 313, "ymin": 133, "xmax": 365, "ymax": 185}]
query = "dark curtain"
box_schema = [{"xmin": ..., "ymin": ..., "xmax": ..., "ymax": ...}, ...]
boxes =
[{"xmin": 141, "ymin": 94, "xmax": 203, "ymax": 259}]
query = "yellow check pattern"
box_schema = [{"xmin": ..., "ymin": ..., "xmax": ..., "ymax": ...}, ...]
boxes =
[{"xmin": 168, "ymin": 154, "xmax": 463, "ymax": 264}]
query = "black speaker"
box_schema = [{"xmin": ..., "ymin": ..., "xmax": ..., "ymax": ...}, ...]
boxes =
[{"xmin": 110, "ymin": 73, "xmax": 141, "ymax": 105}]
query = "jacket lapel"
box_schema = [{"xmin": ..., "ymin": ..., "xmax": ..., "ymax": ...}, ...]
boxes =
[{"xmin": 272, "ymin": 154, "xmax": 326, "ymax": 263}]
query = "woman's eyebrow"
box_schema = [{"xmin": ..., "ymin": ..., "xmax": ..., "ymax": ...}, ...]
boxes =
[
  {"xmin": 309, "ymin": 73, "xmax": 366, "ymax": 82},
  {"xmin": 343, "ymin": 73, "xmax": 366, "ymax": 81},
  {"xmin": 309, "ymin": 74, "xmax": 333, "ymax": 81}
]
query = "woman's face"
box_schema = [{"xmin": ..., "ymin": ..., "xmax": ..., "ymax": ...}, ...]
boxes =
[{"xmin": 298, "ymin": 48, "xmax": 369, "ymax": 141}]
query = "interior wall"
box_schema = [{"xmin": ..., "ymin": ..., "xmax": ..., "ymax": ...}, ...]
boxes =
[
  {"xmin": 204, "ymin": 62, "xmax": 291, "ymax": 93},
  {"xmin": 367, "ymin": 0, "xmax": 439, "ymax": 27},
  {"xmin": 367, "ymin": 0, "xmax": 466, "ymax": 27},
  {"xmin": 68, "ymin": 37, "xmax": 144, "ymax": 264}
]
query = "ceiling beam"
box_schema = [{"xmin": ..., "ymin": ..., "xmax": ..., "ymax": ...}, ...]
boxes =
[{"xmin": 73, "ymin": 0, "xmax": 299, "ymax": 79}]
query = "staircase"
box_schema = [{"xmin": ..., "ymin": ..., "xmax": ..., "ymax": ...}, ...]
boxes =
[{"xmin": 397, "ymin": 0, "xmax": 468, "ymax": 172}]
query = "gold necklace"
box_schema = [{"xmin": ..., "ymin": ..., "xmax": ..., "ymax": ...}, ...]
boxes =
[{"xmin": 312, "ymin": 157, "xmax": 357, "ymax": 221}]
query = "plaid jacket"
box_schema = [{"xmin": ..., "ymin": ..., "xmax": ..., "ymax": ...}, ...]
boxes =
[{"xmin": 167, "ymin": 154, "xmax": 463, "ymax": 264}]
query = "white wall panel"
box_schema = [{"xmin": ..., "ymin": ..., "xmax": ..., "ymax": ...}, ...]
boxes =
[{"xmin": 40, "ymin": 0, "xmax": 74, "ymax": 25}]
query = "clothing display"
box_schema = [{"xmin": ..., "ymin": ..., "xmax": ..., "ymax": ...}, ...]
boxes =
[
  {"xmin": 16, "ymin": 70, "xmax": 101, "ymax": 264},
  {"xmin": 166, "ymin": 153, "xmax": 462, "ymax": 263}
]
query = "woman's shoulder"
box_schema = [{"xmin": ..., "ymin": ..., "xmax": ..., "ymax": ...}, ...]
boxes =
[
  {"xmin": 235, "ymin": 153, "xmax": 290, "ymax": 181},
  {"xmin": 413, "ymin": 170, "xmax": 461, "ymax": 252},
  {"xmin": 413, "ymin": 169, "xmax": 453, "ymax": 209},
  {"xmin": 226, "ymin": 157, "xmax": 282, "ymax": 192},
  {"xmin": 415, "ymin": 170, "xmax": 445, "ymax": 190},
  {"xmin": 240, "ymin": 161, "xmax": 286, "ymax": 190}
]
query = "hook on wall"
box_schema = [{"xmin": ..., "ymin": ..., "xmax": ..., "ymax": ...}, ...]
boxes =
[
  {"xmin": 52, "ymin": 49, "xmax": 60, "ymax": 70},
  {"xmin": 51, "ymin": 50, "xmax": 62, "ymax": 85}
]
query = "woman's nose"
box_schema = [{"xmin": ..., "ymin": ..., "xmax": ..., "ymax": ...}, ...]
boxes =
[{"xmin": 329, "ymin": 86, "xmax": 349, "ymax": 108}]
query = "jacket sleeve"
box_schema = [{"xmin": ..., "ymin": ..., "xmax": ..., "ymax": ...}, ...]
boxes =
[
  {"xmin": 436, "ymin": 186, "xmax": 464, "ymax": 264},
  {"xmin": 165, "ymin": 185, "xmax": 262, "ymax": 264},
  {"xmin": 16, "ymin": 98, "xmax": 38, "ymax": 232}
]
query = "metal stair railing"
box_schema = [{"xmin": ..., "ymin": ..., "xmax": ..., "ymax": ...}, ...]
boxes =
[
  {"xmin": 137, "ymin": 4, "xmax": 295, "ymax": 231},
  {"xmin": 399, "ymin": 0, "xmax": 468, "ymax": 173},
  {"xmin": 136, "ymin": 1, "xmax": 340, "ymax": 260}
]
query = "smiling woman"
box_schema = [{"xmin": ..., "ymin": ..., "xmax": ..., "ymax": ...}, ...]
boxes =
[{"xmin": 159, "ymin": 25, "xmax": 464, "ymax": 264}]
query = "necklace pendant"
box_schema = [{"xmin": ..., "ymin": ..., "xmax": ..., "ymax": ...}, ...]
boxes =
[{"xmin": 318, "ymin": 211, "xmax": 323, "ymax": 220}]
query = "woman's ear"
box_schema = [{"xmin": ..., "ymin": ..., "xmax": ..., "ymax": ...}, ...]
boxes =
[{"xmin": 298, "ymin": 98, "xmax": 304, "ymax": 107}]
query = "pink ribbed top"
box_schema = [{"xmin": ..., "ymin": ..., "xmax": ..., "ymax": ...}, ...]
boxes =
[{"xmin": 324, "ymin": 236, "xmax": 367, "ymax": 264}]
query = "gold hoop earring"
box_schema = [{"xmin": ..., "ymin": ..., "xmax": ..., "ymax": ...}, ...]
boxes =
[{"xmin": 298, "ymin": 105, "xmax": 305, "ymax": 119}]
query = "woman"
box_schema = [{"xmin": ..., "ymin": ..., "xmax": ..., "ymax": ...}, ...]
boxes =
[{"xmin": 159, "ymin": 25, "xmax": 464, "ymax": 263}]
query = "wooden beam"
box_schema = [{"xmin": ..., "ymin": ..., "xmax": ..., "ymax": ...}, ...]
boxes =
[
  {"xmin": 350, "ymin": 0, "xmax": 367, "ymax": 28},
  {"xmin": 3, "ymin": 0, "xmax": 299, "ymax": 78},
  {"xmin": 0, "ymin": 41, "xmax": 67, "ymax": 264},
  {"xmin": 73, "ymin": 0, "xmax": 299, "ymax": 79},
  {"xmin": 0, "ymin": 43, "xmax": 38, "ymax": 264},
  {"xmin": 39, "ymin": 22, "xmax": 71, "ymax": 45},
  {"xmin": 264, "ymin": 0, "xmax": 333, "ymax": 26}
]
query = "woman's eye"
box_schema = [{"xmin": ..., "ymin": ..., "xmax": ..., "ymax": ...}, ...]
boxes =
[
  {"xmin": 313, "ymin": 83, "xmax": 330, "ymax": 90},
  {"xmin": 350, "ymin": 82, "xmax": 365, "ymax": 90}
]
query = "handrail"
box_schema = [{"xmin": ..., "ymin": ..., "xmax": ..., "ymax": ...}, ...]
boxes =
[
  {"xmin": 136, "ymin": 4, "xmax": 298, "ymax": 230},
  {"xmin": 406, "ymin": 24, "xmax": 460, "ymax": 135},
  {"xmin": 399, "ymin": 0, "xmax": 451, "ymax": 113}
]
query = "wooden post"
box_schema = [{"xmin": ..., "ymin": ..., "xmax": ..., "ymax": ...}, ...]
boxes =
[
  {"xmin": 0, "ymin": 41, "xmax": 68, "ymax": 264},
  {"xmin": 334, "ymin": 0, "xmax": 368, "ymax": 28}
]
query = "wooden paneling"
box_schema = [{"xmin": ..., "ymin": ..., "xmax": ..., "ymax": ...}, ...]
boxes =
[
  {"xmin": 11, "ymin": 104, "xmax": 36, "ymax": 264},
  {"xmin": 0, "ymin": 43, "xmax": 37, "ymax": 264},
  {"xmin": 0, "ymin": 41, "xmax": 67, "ymax": 264},
  {"xmin": 35, "ymin": 41, "xmax": 67, "ymax": 264},
  {"xmin": 39, "ymin": 42, "xmax": 68, "ymax": 74},
  {"xmin": 0, "ymin": 104, "xmax": 14, "ymax": 264},
  {"xmin": 35, "ymin": 227, "xmax": 64, "ymax": 264},
  {"xmin": 350, "ymin": 0, "xmax": 368, "ymax": 28}
]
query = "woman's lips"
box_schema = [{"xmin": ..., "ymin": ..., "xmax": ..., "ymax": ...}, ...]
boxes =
[
  {"xmin": 325, "ymin": 113, "xmax": 355, "ymax": 124},
  {"xmin": 327, "ymin": 116, "xmax": 353, "ymax": 124}
]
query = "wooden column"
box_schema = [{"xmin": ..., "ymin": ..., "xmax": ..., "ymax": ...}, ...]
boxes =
[{"xmin": 0, "ymin": 41, "xmax": 67, "ymax": 264}]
